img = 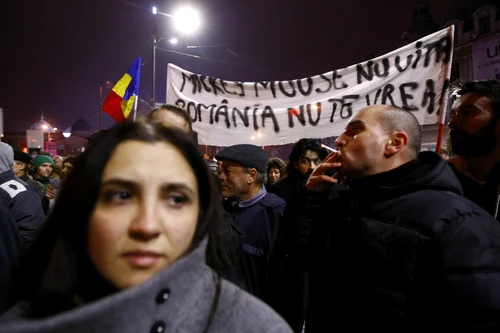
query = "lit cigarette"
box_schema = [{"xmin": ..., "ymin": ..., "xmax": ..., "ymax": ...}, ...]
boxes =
[{"xmin": 321, "ymin": 144, "xmax": 339, "ymax": 153}]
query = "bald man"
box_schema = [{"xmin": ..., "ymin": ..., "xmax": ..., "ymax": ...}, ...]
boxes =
[
  {"xmin": 148, "ymin": 104, "xmax": 192, "ymax": 135},
  {"xmin": 147, "ymin": 104, "xmax": 200, "ymax": 145},
  {"xmin": 293, "ymin": 105, "xmax": 500, "ymax": 332}
]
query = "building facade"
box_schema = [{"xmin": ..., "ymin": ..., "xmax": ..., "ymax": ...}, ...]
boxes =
[
  {"xmin": 398, "ymin": 0, "xmax": 499, "ymax": 151},
  {"xmin": 444, "ymin": 3, "xmax": 500, "ymax": 82}
]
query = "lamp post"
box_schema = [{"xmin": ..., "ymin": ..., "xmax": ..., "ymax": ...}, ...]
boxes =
[
  {"xmin": 152, "ymin": 22, "xmax": 157, "ymax": 108},
  {"xmin": 99, "ymin": 81, "xmax": 112, "ymax": 129},
  {"xmin": 151, "ymin": 5, "xmax": 201, "ymax": 108}
]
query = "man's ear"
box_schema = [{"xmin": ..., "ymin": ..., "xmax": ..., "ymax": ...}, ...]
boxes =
[
  {"xmin": 384, "ymin": 131, "xmax": 408, "ymax": 157},
  {"xmin": 247, "ymin": 168, "xmax": 257, "ymax": 184}
]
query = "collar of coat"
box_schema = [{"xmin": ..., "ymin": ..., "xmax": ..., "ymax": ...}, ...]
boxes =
[{"xmin": 0, "ymin": 239, "xmax": 224, "ymax": 332}]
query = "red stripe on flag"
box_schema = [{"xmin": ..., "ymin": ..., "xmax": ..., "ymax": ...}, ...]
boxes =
[{"xmin": 102, "ymin": 90, "xmax": 126, "ymax": 123}]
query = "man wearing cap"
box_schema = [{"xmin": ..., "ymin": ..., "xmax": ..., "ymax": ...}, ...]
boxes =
[
  {"xmin": 33, "ymin": 155, "xmax": 54, "ymax": 186},
  {"xmin": 12, "ymin": 151, "xmax": 45, "ymax": 200},
  {"xmin": 33, "ymin": 155, "xmax": 56, "ymax": 216},
  {"xmin": 12, "ymin": 151, "xmax": 32, "ymax": 181},
  {"xmin": 0, "ymin": 143, "xmax": 45, "ymax": 249},
  {"xmin": 216, "ymin": 144, "xmax": 286, "ymax": 303}
]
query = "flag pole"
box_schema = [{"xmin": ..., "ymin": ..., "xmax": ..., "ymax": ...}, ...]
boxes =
[
  {"xmin": 435, "ymin": 25, "xmax": 455, "ymax": 154},
  {"xmin": 132, "ymin": 95, "xmax": 139, "ymax": 121}
]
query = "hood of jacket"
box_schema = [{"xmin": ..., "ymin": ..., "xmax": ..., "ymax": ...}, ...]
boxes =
[{"xmin": 0, "ymin": 143, "xmax": 14, "ymax": 174}]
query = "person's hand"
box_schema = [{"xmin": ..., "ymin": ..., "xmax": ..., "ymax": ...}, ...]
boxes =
[
  {"xmin": 305, "ymin": 151, "xmax": 342, "ymax": 192},
  {"xmin": 45, "ymin": 184, "xmax": 56, "ymax": 199}
]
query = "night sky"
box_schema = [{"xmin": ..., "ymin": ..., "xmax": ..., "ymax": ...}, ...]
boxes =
[{"xmin": 1, "ymin": 0, "xmax": 452, "ymax": 133}]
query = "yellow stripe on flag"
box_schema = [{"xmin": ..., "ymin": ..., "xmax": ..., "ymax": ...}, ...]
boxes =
[
  {"xmin": 112, "ymin": 73, "xmax": 133, "ymax": 98},
  {"xmin": 121, "ymin": 95, "xmax": 136, "ymax": 118}
]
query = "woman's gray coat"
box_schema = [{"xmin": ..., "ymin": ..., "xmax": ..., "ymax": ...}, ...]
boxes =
[{"xmin": 0, "ymin": 241, "xmax": 292, "ymax": 333}]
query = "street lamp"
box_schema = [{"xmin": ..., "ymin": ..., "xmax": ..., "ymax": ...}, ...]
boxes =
[
  {"xmin": 151, "ymin": 5, "xmax": 201, "ymax": 107},
  {"xmin": 172, "ymin": 7, "xmax": 201, "ymax": 34},
  {"xmin": 63, "ymin": 126, "xmax": 72, "ymax": 138},
  {"xmin": 99, "ymin": 80, "xmax": 112, "ymax": 129}
]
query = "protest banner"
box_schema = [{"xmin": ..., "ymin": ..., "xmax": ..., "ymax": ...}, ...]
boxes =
[{"xmin": 166, "ymin": 26, "xmax": 454, "ymax": 147}]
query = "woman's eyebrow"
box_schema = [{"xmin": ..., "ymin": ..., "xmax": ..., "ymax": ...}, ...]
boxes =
[
  {"xmin": 100, "ymin": 179, "xmax": 139, "ymax": 192},
  {"xmin": 101, "ymin": 179, "xmax": 195, "ymax": 196},
  {"xmin": 160, "ymin": 183, "xmax": 196, "ymax": 196}
]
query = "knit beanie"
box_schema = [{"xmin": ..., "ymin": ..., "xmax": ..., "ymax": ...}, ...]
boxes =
[
  {"xmin": 0, "ymin": 142, "xmax": 14, "ymax": 173},
  {"xmin": 34, "ymin": 155, "xmax": 54, "ymax": 170}
]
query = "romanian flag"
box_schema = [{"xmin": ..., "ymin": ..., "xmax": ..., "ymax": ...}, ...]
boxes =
[{"xmin": 102, "ymin": 57, "xmax": 141, "ymax": 123}]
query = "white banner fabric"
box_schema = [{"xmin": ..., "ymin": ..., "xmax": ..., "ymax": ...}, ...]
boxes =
[{"xmin": 166, "ymin": 26, "xmax": 454, "ymax": 146}]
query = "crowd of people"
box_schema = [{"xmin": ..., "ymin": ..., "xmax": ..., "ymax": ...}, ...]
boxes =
[{"xmin": 0, "ymin": 80, "xmax": 499, "ymax": 332}]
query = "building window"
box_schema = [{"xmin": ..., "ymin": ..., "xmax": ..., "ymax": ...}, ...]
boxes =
[
  {"xmin": 479, "ymin": 16, "xmax": 490, "ymax": 35},
  {"xmin": 451, "ymin": 63, "xmax": 460, "ymax": 81},
  {"xmin": 459, "ymin": 9, "xmax": 466, "ymax": 19},
  {"xmin": 463, "ymin": 17, "xmax": 473, "ymax": 33}
]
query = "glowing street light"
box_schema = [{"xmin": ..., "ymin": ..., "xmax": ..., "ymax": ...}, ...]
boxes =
[
  {"xmin": 172, "ymin": 7, "xmax": 201, "ymax": 35},
  {"xmin": 151, "ymin": 5, "xmax": 202, "ymax": 107},
  {"xmin": 62, "ymin": 126, "xmax": 72, "ymax": 138}
]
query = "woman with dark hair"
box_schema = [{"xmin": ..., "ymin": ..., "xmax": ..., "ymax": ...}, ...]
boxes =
[
  {"xmin": 61, "ymin": 155, "xmax": 77, "ymax": 180},
  {"xmin": 0, "ymin": 121, "xmax": 291, "ymax": 333},
  {"xmin": 266, "ymin": 157, "xmax": 287, "ymax": 188}
]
